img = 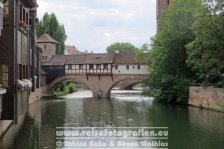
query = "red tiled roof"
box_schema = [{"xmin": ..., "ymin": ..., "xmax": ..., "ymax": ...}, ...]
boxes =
[
  {"xmin": 37, "ymin": 34, "xmax": 60, "ymax": 44},
  {"xmin": 65, "ymin": 45, "xmax": 84, "ymax": 55}
]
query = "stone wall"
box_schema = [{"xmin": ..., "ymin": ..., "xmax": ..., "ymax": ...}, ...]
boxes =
[
  {"xmin": 0, "ymin": 86, "xmax": 46, "ymax": 138},
  {"xmin": 38, "ymin": 42, "xmax": 56, "ymax": 62},
  {"xmin": 188, "ymin": 86, "xmax": 224, "ymax": 112},
  {"xmin": 0, "ymin": 115, "xmax": 26, "ymax": 148},
  {"xmin": 29, "ymin": 86, "xmax": 46, "ymax": 104}
]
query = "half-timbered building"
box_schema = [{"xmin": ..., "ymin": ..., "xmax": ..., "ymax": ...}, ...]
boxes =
[
  {"xmin": 42, "ymin": 53, "xmax": 148, "ymax": 85},
  {"xmin": 112, "ymin": 54, "xmax": 148, "ymax": 75},
  {"xmin": 0, "ymin": 0, "xmax": 38, "ymax": 120}
]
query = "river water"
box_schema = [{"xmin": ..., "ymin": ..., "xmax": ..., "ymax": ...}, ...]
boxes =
[{"xmin": 2, "ymin": 90, "xmax": 224, "ymax": 149}]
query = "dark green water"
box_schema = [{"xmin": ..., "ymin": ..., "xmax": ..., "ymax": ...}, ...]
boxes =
[{"xmin": 2, "ymin": 90, "xmax": 224, "ymax": 149}]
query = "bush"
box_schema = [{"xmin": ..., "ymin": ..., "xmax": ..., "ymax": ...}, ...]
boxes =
[
  {"xmin": 215, "ymin": 80, "xmax": 224, "ymax": 88},
  {"xmin": 143, "ymin": 74, "xmax": 191, "ymax": 104},
  {"xmin": 53, "ymin": 81, "xmax": 77, "ymax": 96},
  {"xmin": 68, "ymin": 83, "xmax": 77, "ymax": 93}
]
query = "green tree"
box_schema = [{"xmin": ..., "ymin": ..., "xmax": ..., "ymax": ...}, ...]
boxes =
[
  {"xmin": 106, "ymin": 42, "xmax": 139, "ymax": 54},
  {"xmin": 37, "ymin": 12, "xmax": 67, "ymax": 55},
  {"xmin": 186, "ymin": 0, "xmax": 224, "ymax": 86},
  {"xmin": 144, "ymin": 0, "xmax": 202, "ymax": 103},
  {"xmin": 135, "ymin": 43, "xmax": 151, "ymax": 64}
]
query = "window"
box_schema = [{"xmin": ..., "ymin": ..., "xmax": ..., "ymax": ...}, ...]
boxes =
[
  {"xmin": 58, "ymin": 66, "xmax": 63, "ymax": 69},
  {"xmin": 0, "ymin": 64, "xmax": 8, "ymax": 87},
  {"xmin": 104, "ymin": 64, "xmax": 108, "ymax": 70},
  {"xmin": 23, "ymin": 8, "xmax": 25, "ymax": 22},
  {"xmin": 44, "ymin": 44, "xmax": 46, "ymax": 49},
  {"xmin": 89, "ymin": 64, "xmax": 93, "ymax": 69},
  {"xmin": 42, "ymin": 56, "xmax": 44, "ymax": 60},
  {"xmin": 26, "ymin": 12, "xmax": 28, "ymax": 25},
  {"xmin": 96, "ymin": 64, "xmax": 101, "ymax": 70},
  {"xmin": 68, "ymin": 65, "xmax": 72, "ymax": 70},
  {"xmin": 115, "ymin": 65, "xmax": 118, "ymax": 70},
  {"xmin": 45, "ymin": 56, "xmax": 47, "ymax": 60},
  {"xmin": 126, "ymin": 65, "xmax": 129, "ymax": 70},
  {"xmin": 138, "ymin": 65, "xmax": 140, "ymax": 70},
  {"xmin": 20, "ymin": 5, "xmax": 22, "ymax": 20},
  {"xmin": 79, "ymin": 64, "xmax": 83, "ymax": 69},
  {"xmin": 19, "ymin": 64, "xmax": 22, "ymax": 79}
]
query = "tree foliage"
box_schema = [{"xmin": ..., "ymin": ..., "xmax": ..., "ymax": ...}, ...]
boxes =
[
  {"xmin": 37, "ymin": 12, "xmax": 67, "ymax": 55},
  {"xmin": 135, "ymin": 43, "xmax": 151, "ymax": 64},
  {"xmin": 53, "ymin": 81, "xmax": 77, "ymax": 96},
  {"xmin": 144, "ymin": 0, "xmax": 201, "ymax": 104},
  {"xmin": 106, "ymin": 42, "xmax": 139, "ymax": 54},
  {"xmin": 186, "ymin": 0, "xmax": 224, "ymax": 85}
]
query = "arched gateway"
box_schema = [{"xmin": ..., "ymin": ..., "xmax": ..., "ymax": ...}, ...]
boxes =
[{"xmin": 42, "ymin": 53, "xmax": 149, "ymax": 98}]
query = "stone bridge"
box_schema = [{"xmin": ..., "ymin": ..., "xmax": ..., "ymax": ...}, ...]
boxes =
[{"xmin": 47, "ymin": 74, "xmax": 147, "ymax": 98}]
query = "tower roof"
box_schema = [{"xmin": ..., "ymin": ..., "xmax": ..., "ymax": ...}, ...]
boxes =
[{"xmin": 37, "ymin": 33, "xmax": 60, "ymax": 44}]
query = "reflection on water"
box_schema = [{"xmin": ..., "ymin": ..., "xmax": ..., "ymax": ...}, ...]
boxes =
[{"xmin": 0, "ymin": 90, "xmax": 224, "ymax": 149}]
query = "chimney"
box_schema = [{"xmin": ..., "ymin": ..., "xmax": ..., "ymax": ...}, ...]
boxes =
[
  {"xmin": 91, "ymin": 51, "xmax": 93, "ymax": 53},
  {"xmin": 115, "ymin": 49, "xmax": 119, "ymax": 54},
  {"xmin": 85, "ymin": 50, "xmax": 88, "ymax": 53}
]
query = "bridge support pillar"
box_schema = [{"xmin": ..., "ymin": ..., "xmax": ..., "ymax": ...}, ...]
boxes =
[{"xmin": 92, "ymin": 88, "xmax": 110, "ymax": 99}]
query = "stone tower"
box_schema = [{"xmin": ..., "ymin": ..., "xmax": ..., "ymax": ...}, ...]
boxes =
[
  {"xmin": 156, "ymin": 0, "xmax": 172, "ymax": 31},
  {"xmin": 37, "ymin": 34, "xmax": 60, "ymax": 63}
]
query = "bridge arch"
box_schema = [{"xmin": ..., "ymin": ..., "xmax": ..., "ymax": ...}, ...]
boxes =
[
  {"xmin": 107, "ymin": 79, "xmax": 144, "ymax": 97},
  {"xmin": 47, "ymin": 74, "xmax": 147, "ymax": 98},
  {"xmin": 47, "ymin": 75, "xmax": 92, "ymax": 93}
]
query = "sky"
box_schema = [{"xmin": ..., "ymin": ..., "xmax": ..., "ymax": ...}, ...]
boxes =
[{"xmin": 37, "ymin": 0, "xmax": 156, "ymax": 53}]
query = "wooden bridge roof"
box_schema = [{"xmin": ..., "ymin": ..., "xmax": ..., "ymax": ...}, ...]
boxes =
[
  {"xmin": 42, "ymin": 53, "xmax": 147, "ymax": 66},
  {"xmin": 84, "ymin": 54, "xmax": 114, "ymax": 64},
  {"xmin": 66, "ymin": 54, "xmax": 87, "ymax": 64},
  {"xmin": 42, "ymin": 55, "xmax": 68, "ymax": 65},
  {"xmin": 113, "ymin": 54, "xmax": 148, "ymax": 64},
  {"xmin": 113, "ymin": 54, "xmax": 137, "ymax": 64}
]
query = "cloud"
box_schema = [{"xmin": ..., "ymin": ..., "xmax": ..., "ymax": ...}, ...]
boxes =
[{"xmin": 37, "ymin": 0, "xmax": 156, "ymax": 53}]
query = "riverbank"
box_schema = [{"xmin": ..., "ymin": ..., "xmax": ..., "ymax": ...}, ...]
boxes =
[{"xmin": 188, "ymin": 86, "xmax": 224, "ymax": 112}]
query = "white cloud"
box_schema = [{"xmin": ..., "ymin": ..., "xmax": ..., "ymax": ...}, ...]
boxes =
[{"xmin": 37, "ymin": 0, "xmax": 156, "ymax": 53}]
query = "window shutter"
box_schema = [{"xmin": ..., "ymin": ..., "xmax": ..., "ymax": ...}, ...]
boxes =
[{"xmin": 0, "ymin": 2, "xmax": 3, "ymax": 36}]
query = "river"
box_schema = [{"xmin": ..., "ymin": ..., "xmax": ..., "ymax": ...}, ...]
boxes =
[{"xmin": 1, "ymin": 90, "xmax": 224, "ymax": 149}]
